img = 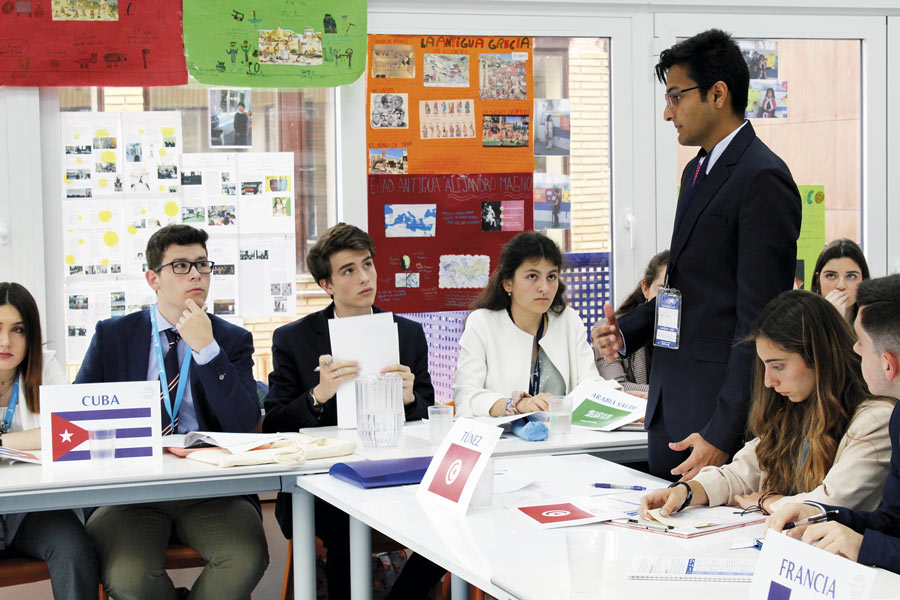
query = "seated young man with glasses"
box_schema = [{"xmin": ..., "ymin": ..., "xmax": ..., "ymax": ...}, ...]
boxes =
[{"xmin": 76, "ymin": 224, "xmax": 268, "ymax": 600}]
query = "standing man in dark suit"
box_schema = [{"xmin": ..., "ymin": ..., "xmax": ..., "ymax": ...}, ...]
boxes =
[
  {"xmin": 768, "ymin": 276, "xmax": 900, "ymax": 572},
  {"xmin": 76, "ymin": 224, "xmax": 268, "ymax": 600},
  {"xmin": 593, "ymin": 29, "xmax": 801, "ymax": 481},
  {"xmin": 263, "ymin": 222, "xmax": 440, "ymax": 598}
]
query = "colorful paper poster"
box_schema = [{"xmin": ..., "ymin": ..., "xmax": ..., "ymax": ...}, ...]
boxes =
[
  {"xmin": 183, "ymin": 0, "xmax": 366, "ymax": 88},
  {"xmin": 534, "ymin": 99, "xmax": 570, "ymax": 156},
  {"xmin": 368, "ymin": 173, "xmax": 534, "ymax": 313},
  {"xmin": 0, "ymin": 0, "xmax": 186, "ymax": 86},
  {"xmin": 795, "ymin": 185, "xmax": 826, "ymax": 290},
  {"xmin": 367, "ymin": 35, "xmax": 534, "ymax": 174},
  {"xmin": 533, "ymin": 173, "xmax": 571, "ymax": 230},
  {"xmin": 747, "ymin": 80, "xmax": 788, "ymax": 119}
]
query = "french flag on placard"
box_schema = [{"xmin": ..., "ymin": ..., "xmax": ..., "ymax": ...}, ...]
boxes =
[{"xmin": 40, "ymin": 381, "xmax": 163, "ymax": 469}]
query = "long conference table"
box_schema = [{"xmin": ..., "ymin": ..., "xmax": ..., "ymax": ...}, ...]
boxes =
[{"xmin": 0, "ymin": 421, "xmax": 648, "ymax": 597}]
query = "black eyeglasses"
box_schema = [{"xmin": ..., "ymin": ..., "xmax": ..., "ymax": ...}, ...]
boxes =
[
  {"xmin": 664, "ymin": 85, "xmax": 701, "ymax": 108},
  {"xmin": 155, "ymin": 260, "xmax": 215, "ymax": 274}
]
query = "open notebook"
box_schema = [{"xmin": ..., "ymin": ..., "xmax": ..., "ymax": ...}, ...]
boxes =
[{"xmin": 629, "ymin": 556, "xmax": 756, "ymax": 582}]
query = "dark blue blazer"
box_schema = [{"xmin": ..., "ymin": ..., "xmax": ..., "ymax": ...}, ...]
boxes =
[
  {"xmin": 262, "ymin": 303, "xmax": 434, "ymax": 432},
  {"xmin": 75, "ymin": 308, "xmax": 262, "ymax": 433},
  {"xmin": 823, "ymin": 401, "xmax": 900, "ymax": 573},
  {"xmin": 618, "ymin": 122, "xmax": 801, "ymax": 456}
]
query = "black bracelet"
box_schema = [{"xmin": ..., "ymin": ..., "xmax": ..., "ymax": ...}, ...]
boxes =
[{"xmin": 667, "ymin": 481, "xmax": 693, "ymax": 512}]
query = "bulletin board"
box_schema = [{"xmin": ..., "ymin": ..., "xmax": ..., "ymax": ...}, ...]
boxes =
[
  {"xmin": 366, "ymin": 35, "xmax": 536, "ymax": 313},
  {"xmin": 0, "ymin": 0, "xmax": 186, "ymax": 86}
]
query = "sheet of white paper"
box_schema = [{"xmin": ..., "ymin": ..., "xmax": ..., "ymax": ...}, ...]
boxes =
[{"xmin": 328, "ymin": 312, "xmax": 400, "ymax": 428}]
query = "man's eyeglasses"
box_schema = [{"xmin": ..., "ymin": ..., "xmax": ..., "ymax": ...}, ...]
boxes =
[
  {"xmin": 664, "ymin": 85, "xmax": 701, "ymax": 109},
  {"xmin": 155, "ymin": 260, "xmax": 215, "ymax": 274}
]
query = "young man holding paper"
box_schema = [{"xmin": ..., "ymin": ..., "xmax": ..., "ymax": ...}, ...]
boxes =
[
  {"xmin": 768, "ymin": 275, "xmax": 900, "ymax": 573},
  {"xmin": 262, "ymin": 222, "xmax": 437, "ymax": 598},
  {"xmin": 75, "ymin": 224, "xmax": 268, "ymax": 600}
]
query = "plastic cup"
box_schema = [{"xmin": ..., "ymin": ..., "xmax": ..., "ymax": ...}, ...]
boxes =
[
  {"xmin": 427, "ymin": 404, "xmax": 454, "ymax": 445},
  {"xmin": 89, "ymin": 428, "xmax": 116, "ymax": 467},
  {"xmin": 355, "ymin": 373, "xmax": 404, "ymax": 448},
  {"xmin": 566, "ymin": 529, "xmax": 606, "ymax": 594},
  {"xmin": 470, "ymin": 459, "xmax": 494, "ymax": 506},
  {"xmin": 549, "ymin": 395, "xmax": 572, "ymax": 436}
]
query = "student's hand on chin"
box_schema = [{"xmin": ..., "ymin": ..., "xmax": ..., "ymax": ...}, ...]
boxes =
[{"xmin": 176, "ymin": 299, "xmax": 214, "ymax": 349}]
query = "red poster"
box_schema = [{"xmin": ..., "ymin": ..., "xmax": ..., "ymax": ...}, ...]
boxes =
[
  {"xmin": 368, "ymin": 172, "xmax": 534, "ymax": 313},
  {"xmin": 518, "ymin": 503, "xmax": 595, "ymax": 525},
  {"xmin": 0, "ymin": 0, "xmax": 186, "ymax": 86},
  {"xmin": 427, "ymin": 442, "xmax": 482, "ymax": 503}
]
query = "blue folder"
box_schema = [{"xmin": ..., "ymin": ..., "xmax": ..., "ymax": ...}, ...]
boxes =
[{"xmin": 329, "ymin": 456, "xmax": 433, "ymax": 489}]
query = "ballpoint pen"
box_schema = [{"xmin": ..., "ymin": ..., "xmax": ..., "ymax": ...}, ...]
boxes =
[
  {"xmin": 626, "ymin": 518, "xmax": 674, "ymax": 532},
  {"xmin": 594, "ymin": 483, "xmax": 647, "ymax": 491},
  {"xmin": 782, "ymin": 509, "xmax": 839, "ymax": 530}
]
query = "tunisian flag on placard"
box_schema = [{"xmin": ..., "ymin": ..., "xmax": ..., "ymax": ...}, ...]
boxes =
[
  {"xmin": 518, "ymin": 503, "xmax": 595, "ymax": 525},
  {"xmin": 427, "ymin": 442, "xmax": 482, "ymax": 503},
  {"xmin": 50, "ymin": 413, "xmax": 89, "ymax": 462}
]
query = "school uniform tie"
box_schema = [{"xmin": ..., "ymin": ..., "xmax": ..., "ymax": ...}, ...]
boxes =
[{"xmin": 161, "ymin": 328, "xmax": 180, "ymax": 436}]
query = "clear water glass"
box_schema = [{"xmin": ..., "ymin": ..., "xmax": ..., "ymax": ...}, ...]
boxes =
[{"xmin": 356, "ymin": 373, "xmax": 404, "ymax": 448}]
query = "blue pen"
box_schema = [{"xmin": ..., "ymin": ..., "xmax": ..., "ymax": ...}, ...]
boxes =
[{"xmin": 594, "ymin": 483, "xmax": 646, "ymax": 491}]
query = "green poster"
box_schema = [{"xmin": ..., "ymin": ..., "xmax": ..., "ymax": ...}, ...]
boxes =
[
  {"xmin": 571, "ymin": 398, "xmax": 631, "ymax": 429},
  {"xmin": 796, "ymin": 185, "xmax": 826, "ymax": 290},
  {"xmin": 183, "ymin": 0, "xmax": 366, "ymax": 88}
]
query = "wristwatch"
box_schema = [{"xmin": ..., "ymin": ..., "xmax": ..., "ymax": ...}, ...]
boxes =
[
  {"xmin": 309, "ymin": 389, "xmax": 325, "ymax": 415},
  {"xmin": 667, "ymin": 481, "xmax": 693, "ymax": 512}
]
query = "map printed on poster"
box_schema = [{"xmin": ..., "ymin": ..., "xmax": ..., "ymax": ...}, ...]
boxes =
[
  {"xmin": 368, "ymin": 173, "xmax": 534, "ymax": 313},
  {"xmin": 0, "ymin": 0, "xmax": 186, "ymax": 86},
  {"xmin": 367, "ymin": 35, "xmax": 534, "ymax": 175},
  {"xmin": 40, "ymin": 382, "xmax": 163, "ymax": 471},
  {"xmin": 183, "ymin": 0, "xmax": 366, "ymax": 88},
  {"xmin": 795, "ymin": 185, "xmax": 826, "ymax": 291},
  {"xmin": 417, "ymin": 418, "xmax": 502, "ymax": 514}
]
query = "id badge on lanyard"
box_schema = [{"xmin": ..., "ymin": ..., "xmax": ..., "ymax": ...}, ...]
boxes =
[{"xmin": 654, "ymin": 287, "xmax": 682, "ymax": 349}]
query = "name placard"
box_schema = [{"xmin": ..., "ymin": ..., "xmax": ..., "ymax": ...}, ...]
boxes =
[
  {"xmin": 40, "ymin": 382, "xmax": 163, "ymax": 470},
  {"xmin": 416, "ymin": 418, "xmax": 501, "ymax": 514},
  {"xmin": 749, "ymin": 529, "xmax": 874, "ymax": 600}
]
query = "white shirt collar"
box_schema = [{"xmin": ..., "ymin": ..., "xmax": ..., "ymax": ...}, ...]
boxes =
[
  {"xmin": 154, "ymin": 306, "xmax": 177, "ymax": 333},
  {"xmin": 702, "ymin": 120, "xmax": 748, "ymax": 174}
]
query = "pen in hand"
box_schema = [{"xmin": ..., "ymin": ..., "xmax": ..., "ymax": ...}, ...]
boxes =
[
  {"xmin": 782, "ymin": 509, "xmax": 839, "ymax": 530},
  {"xmin": 594, "ymin": 483, "xmax": 646, "ymax": 491}
]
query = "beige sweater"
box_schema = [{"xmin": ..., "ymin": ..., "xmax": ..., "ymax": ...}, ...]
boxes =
[{"xmin": 693, "ymin": 399, "xmax": 894, "ymax": 512}]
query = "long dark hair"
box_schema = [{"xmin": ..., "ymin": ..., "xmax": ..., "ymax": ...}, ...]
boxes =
[
  {"xmin": 748, "ymin": 290, "xmax": 888, "ymax": 495},
  {"xmin": 0, "ymin": 283, "xmax": 44, "ymax": 414},
  {"xmin": 473, "ymin": 232, "xmax": 566, "ymax": 314},
  {"xmin": 810, "ymin": 238, "xmax": 869, "ymax": 295},
  {"xmin": 617, "ymin": 250, "xmax": 670, "ymax": 316}
]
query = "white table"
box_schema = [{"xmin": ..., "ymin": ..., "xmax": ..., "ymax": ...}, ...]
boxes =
[{"xmin": 292, "ymin": 454, "xmax": 900, "ymax": 600}]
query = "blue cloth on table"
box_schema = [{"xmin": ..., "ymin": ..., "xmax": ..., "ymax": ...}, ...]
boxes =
[{"xmin": 510, "ymin": 414, "xmax": 548, "ymax": 441}]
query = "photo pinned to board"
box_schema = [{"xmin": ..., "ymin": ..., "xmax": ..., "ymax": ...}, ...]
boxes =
[
  {"xmin": 482, "ymin": 115, "xmax": 529, "ymax": 147},
  {"xmin": 371, "ymin": 93, "xmax": 409, "ymax": 129},
  {"xmin": 372, "ymin": 44, "xmax": 415, "ymax": 79},
  {"xmin": 747, "ymin": 80, "xmax": 788, "ymax": 119},
  {"xmin": 479, "ymin": 53, "xmax": 528, "ymax": 100},
  {"xmin": 209, "ymin": 88, "xmax": 252, "ymax": 148},
  {"xmin": 534, "ymin": 173, "xmax": 571, "ymax": 230},
  {"xmin": 369, "ymin": 148, "xmax": 408, "ymax": 174},
  {"xmin": 481, "ymin": 200, "xmax": 525, "ymax": 232},
  {"xmin": 424, "ymin": 54, "xmax": 469, "ymax": 87},
  {"xmin": 739, "ymin": 39, "xmax": 779, "ymax": 80},
  {"xmin": 420, "ymin": 99, "xmax": 476, "ymax": 139},
  {"xmin": 534, "ymin": 99, "xmax": 570, "ymax": 156}
]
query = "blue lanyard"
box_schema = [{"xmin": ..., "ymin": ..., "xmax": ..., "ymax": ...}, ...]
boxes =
[
  {"xmin": 0, "ymin": 378, "xmax": 19, "ymax": 434},
  {"xmin": 150, "ymin": 306, "xmax": 192, "ymax": 425}
]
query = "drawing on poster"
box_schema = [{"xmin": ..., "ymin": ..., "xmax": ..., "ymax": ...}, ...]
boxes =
[
  {"xmin": 424, "ymin": 54, "xmax": 469, "ymax": 87},
  {"xmin": 439, "ymin": 255, "xmax": 490, "ymax": 289},
  {"xmin": 209, "ymin": 89, "xmax": 252, "ymax": 148},
  {"xmin": 534, "ymin": 173, "xmax": 571, "ymax": 230},
  {"xmin": 272, "ymin": 197, "xmax": 291, "ymax": 216},
  {"xmin": 208, "ymin": 205, "xmax": 237, "ymax": 226},
  {"xmin": 371, "ymin": 93, "xmax": 409, "ymax": 129},
  {"xmin": 385, "ymin": 204, "xmax": 437, "ymax": 238},
  {"xmin": 419, "ymin": 100, "xmax": 476, "ymax": 139},
  {"xmin": 482, "ymin": 115, "xmax": 529, "ymax": 147},
  {"xmin": 258, "ymin": 27, "xmax": 323, "ymax": 65},
  {"xmin": 739, "ymin": 40, "xmax": 778, "ymax": 80},
  {"xmin": 372, "ymin": 44, "xmax": 415, "ymax": 78},
  {"xmin": 747, "ymin": 81, "xmax": 788, "ymax": 119},
  {"xmin": 52, "ymin": 0, "xmax": 118, "ymax": 21},
  {"xmin": 534, "ymin": 99, "xmax": 570, "ymax": 156},
  {"xmin": 369, "ymin": 148, "xmax": 408, "ymax": 174},
  {"xmin": 479, "ymin": 53, "xmax": 528, "ymax": 100}
]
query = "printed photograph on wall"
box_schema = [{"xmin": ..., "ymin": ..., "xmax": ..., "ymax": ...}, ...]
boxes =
[
  {"xmin": 533, "ymin": 173, "xmax": 571, "ymax": 230},
  {"xmin": 372, "ymin": 44, "xmax": 415, "ymax": 78},
  {"xmin": 209, "ymin": 88, "xmax": 253, "ymax": 147},
  {"xmin": 258, "ymin": 27, "xmax": 323, "ymax": 65},
  {"xmin": 479, "ymin": 53, "xmax": 528, "ymax": 100},
  {"xmin": 424, "ymin": 54, "xmax": 469, "ymax": 87},
  {"xmin": 371, "ymin": 93, "xmax": 409, "ymax": 129},
  {"xmin": 746, "ymin": 80, "xmax": 788, "ymax": 119},
  {"xmin": 369, "ymin": 148, "xmax": 409, "ymax": 174},
  {"xmin": 482, "ymin": 115, "xmax": 529, "ymax": 147},
  {"xmin": 534, "ymin": 99, "xmax": 570, "ymax": 156},
  {"xmin": 419, "ymin": 99, "xmax": 476, "ymax": 140},
  {"xmin": 739, "ymin": 39, "xmax": 778, "ymax": 80}
]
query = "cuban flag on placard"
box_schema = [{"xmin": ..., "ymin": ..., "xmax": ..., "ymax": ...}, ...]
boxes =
[{"xmin": 40, "ymin": 381, "xmax": 163, "ymax": 469}]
